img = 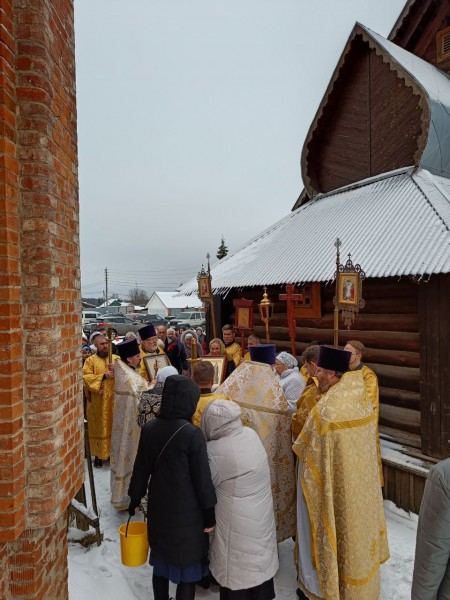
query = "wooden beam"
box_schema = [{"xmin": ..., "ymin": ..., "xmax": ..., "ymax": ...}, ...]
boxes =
[
  {"xmin": 391, "ymin": 0, "xmax": 436, "ymax": 49},
  {"xmin": 412, "ymin": 1, "xmax": 448, "ymax": 57}
]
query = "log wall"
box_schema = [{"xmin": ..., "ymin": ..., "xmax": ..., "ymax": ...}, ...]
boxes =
[
  {"xmin": 304, "ymin": 37, "xmax": 422, "ymax": 195},
  {"xmin": 224, "ymin": 277, "xmax": 421, "ymax": 449},
  {"xmin": 382, "ymin": 460, "xmax": 427, "ymax": 515},
  {"xmin": 220, "ymin": 276, "xmax": 450, "ymax": 512}
]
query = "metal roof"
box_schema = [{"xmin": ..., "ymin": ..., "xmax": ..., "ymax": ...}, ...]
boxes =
[
  {"xmin": 178, "ymin": 168, "xmax": 450, "ymax": 295},
  {"xmin": 363, "ymin": 26, "xmax": 450, "ymax": 179}
]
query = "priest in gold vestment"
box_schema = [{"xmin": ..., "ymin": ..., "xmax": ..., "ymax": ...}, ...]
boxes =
[
  {"xmin": 137, "ymin": 324, "xmax": 168, "ymax": 383},
  {"xmin": 218, "ymin": 344, "xmax": 296, "ymax": 543},
  {"xmin": 222, "ymin": 324, "xmax": 242, "ymax": 368},
  {"xmin": 292, "ymin": 345, "xmax": 321, "ymax": 441},
  {"xmin": 344, "ymin": 340, "xmax": 383, "ymax": 486},
  {"xmin": 293, "ymin": 346, "xmax": 389, "ymax": 600},
  {"xmin": 82, "ymin": 333, "xmax": 117, "ymax": 464},
  {"xmin": 110, "ymin": 338, "xmax": 149, "ymax": 510}
]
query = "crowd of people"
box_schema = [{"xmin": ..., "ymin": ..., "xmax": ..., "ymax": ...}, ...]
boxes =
[{"xmin": 81, "ymin": 320, "xmax": 395, "ymax": 600}]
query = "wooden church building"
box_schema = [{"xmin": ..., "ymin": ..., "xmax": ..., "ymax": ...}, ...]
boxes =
[{"xmin": 180, "ymin": 0, "xmax": 450, "ymax": 513}]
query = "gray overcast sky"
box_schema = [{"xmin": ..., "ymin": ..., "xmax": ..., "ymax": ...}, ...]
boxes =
[{"xmin": 75, "ymin": 0, "xmax": 406, "ymax": 299}]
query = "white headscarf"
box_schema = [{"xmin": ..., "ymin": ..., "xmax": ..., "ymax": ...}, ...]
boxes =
[
  {"xmin": 89, "ymin": 331, "xmax": 103, "ymax": 344},
  {"xmin": 276, "ymin": 351, "xmax": 298, "ymax": 369},
  {"xmin": 156, "ymin": 366, "xmax": 178, "ymax": 385}
]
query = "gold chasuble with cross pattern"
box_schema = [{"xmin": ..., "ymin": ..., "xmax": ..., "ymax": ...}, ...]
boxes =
[
  {"xmin": 218, "ymin": 361, "xmax": 296, "ymax": 542},
  {"xmin": 293, "ymin": 370, "xmax": 389, "ymax": 600}
]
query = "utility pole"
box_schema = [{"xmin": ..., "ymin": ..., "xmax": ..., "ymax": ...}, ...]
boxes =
[{"xmin": 105, "ymin": 267, "xmax": 109, "ymax": 313}]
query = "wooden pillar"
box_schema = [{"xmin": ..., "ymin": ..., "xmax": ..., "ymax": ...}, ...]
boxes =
[{"xmin": 419, "ymin": 274, "xmax": 450, "ymax": 459}]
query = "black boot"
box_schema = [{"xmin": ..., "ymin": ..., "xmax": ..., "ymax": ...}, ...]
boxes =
[{"xmin": 94, "ymin": 457, "xmax": 103, "ymax": 468}]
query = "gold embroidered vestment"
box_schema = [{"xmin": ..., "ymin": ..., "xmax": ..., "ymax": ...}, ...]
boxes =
[
  {"xmin": 291, "ymin": 377, "xmax": 320, "ymax": 442},
  {"xmin": 110, "ymin": 360, "xmax": 149, "ymax": 509},
  {"xmin": 83, "ymin": 353, "xmax": 117, "ymax": 460},
  {"xmin": 218, "ymin": 361, "xmax": 296, "ymax": 542},
  {"xmin": 192, "ymin": 392, "xmax": 232, "ymax": 428},
  {"xmin": 137, "ymin": 346, "xmax": 167, "ymax": 383},
  {"xmin": 360, "ymin": 363, "xmax": 383, "ymax": 486},
  {"xmin": 293, "ymin": 370, "xmax": 389, "ymax": 600},
  {"xmin": 224, "ymin": 341, "xmax": 242, "ymax": 368}
]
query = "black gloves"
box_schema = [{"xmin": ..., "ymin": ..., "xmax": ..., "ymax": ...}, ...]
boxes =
[{"xmin": 128, "ymin": 498, "xmax": 140, "ymax": 517}]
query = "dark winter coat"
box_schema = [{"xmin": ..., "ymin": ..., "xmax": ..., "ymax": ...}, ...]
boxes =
[
  {"xmin": 128, "ymin": 375, "xmax": 216, "ymax": 567},
  {"xmin": 165, "ymin": 338, "xmax": 188, "ymax": 373},
  {"xmin": 412, "ymin": 457, "xmax": 450, "ymax": 599}
]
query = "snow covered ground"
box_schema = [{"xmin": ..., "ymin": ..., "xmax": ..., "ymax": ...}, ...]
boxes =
[{"xmin": 68, "ymin": 465, "xmax": 418, "ymax": 599}]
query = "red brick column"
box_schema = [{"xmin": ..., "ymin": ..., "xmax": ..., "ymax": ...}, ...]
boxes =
[
  {"xmin": 0, "ymin": 0, "xmax": 82, "ymax": 597},
  {"xmin": 0, "ymin": 0, "xmax": 25, "ymax": 542}
]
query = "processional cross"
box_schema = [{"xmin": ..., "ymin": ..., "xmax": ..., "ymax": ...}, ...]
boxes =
[{"xmin": 279, "ymin": 284, "xmax": 304, "ymax": 356}]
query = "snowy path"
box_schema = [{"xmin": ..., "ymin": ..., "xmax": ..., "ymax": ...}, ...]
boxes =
[{"xmin": 68, "ymin": 466, "xmax": 418, "ymax": 599}]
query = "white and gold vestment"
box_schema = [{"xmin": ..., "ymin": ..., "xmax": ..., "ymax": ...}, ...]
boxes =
[
  {"xmin": 110, "ymin": 360, "xmax": 149, "ymax": 509},
  {"xmin": 218, "ymin": 361, "xmax": 296, "ymax": 542}
]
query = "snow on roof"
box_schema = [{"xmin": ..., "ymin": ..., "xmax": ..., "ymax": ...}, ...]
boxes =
[
  {"xmin": 178, "ymin": 168, "xmax": 450, "ymax": 295},
  {"xmin": 96, "ymin": 298, "xmax": 124, "ymax": 308},
  {"xmin": 147, "ymin": 291, "xmax": 201, "ymax": 309}
]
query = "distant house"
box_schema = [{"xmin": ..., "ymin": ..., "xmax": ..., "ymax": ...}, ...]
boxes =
[
  {"xmin": 96, "ymin": 298, "xmax": 135, "ymax": 315},
  {"xmin": 97, "ymin": 298, "xmax": 122, "ymax": 309},
  {"xmin": 179, "ymin": 0, "xmax": 450, "ymax": 513},
  {"xmin": 146, "ymin": 291, "xmax": 202, "ymax": 317}
]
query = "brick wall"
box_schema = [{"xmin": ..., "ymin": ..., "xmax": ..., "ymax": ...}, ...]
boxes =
[
  {"xmin": 3, "ymin": 514, "xmax": 68, "ymax": 599},
  {"xmin": 0, "ymin": 0, "xmax": 82, "ymax": 597}
]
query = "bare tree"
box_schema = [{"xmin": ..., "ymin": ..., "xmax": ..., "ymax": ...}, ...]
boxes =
[{"xmin": 128, "ymin": 287, "xmax": 149, "ymax": 306}]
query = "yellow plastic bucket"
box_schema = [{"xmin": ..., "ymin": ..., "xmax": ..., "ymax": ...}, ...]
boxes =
[{"xmin": 118, "ymin": 517, "xmax": 149, "ymax": 567}]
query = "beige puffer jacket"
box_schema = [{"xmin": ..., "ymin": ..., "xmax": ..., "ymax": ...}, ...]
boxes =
[{"xmin": 202, "ymin": 399, "xmax": 279, "ymax": 590}]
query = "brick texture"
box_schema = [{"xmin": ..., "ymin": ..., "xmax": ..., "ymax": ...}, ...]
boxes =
[
  {"xmin": 2, "ymin": 513, "xmax": 69, "ymax": 600},
  {"xmin": 0, "ymin": 0, "xmax": 25, "ymax": 540},
  {"xmin": 0, "ymin": 0, "xmax": 81, "ymax": 597}
]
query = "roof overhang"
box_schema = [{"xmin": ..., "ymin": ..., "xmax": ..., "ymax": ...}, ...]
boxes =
[{"xmin": 179, "ymin": 168, "xmax": 450, "ymax": 295}]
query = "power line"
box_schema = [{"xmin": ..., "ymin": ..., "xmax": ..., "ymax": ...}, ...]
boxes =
[
  {"xmin": 81, "ymin": 280, "xmax": 105, "ymax": 288},
  {"xmin": 108, "ymin": 267, "xmax": 197, "ymax": 274},
  {"xmin": 107, "ymin": 280, "xmax": 190, "ymax": 285}
]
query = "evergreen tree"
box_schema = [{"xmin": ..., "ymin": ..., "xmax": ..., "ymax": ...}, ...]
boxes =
[{"xmin": 216, "ymin": 236, "xmax": 228, "ymax": 260}]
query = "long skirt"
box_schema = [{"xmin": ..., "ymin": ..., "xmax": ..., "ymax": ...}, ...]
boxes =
[{"xmin": 150, "ymin": 551, "xmax": 209, "ymax": 584}]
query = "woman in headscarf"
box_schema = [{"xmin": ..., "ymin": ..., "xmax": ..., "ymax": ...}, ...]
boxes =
[
  {"xmin": 82, "ymin": 343, "xmax": 92, "ymax": 364},
  {"xmin": 196, "ymin": 327, "xmax": 207, "ymax": 354},
  {"xmin": 274, "ymin": 351, "xmax": 306, "ymax": 413},
  {"xmin": 136, "ymin": 366, "xmax": 178, "ymax": 428},
  {"xmin": 202, "ymin": 399, "xmax": 278, "ymax": 600},
  {"xmin": 128, "ymin": 376, "xmax": 217, "ymax": 600},
  {"xmin": 81, "ymin": 343, "xmax": 93, "ymax": 411},
  {"xmin": 181, "ymin": 330, "xmax": 203, "ymax": 377}
]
